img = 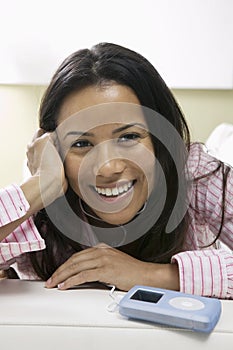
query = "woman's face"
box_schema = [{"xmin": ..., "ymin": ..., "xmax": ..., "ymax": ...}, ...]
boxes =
[{"xmin": 57, "ymin": 84, "xmax": 155, "ymax": 225}]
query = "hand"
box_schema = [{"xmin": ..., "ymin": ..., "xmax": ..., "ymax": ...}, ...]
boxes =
[
  {"xmin": 21, "ymin": 129, "xmax": 68, "ymax": 213},
  {"xmin": 45, "ymin": 243, "xmax": 180, "ymax": 291}
]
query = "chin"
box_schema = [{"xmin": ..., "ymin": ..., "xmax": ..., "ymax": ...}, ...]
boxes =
[{"xmin": 96, "ymin": 210, "xmax": 136, "ymax": 226}]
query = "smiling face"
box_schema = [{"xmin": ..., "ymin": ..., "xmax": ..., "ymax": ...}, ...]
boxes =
[{"xmin": 57, "ymin": 84, "xmax": 155, "ymax": 225}]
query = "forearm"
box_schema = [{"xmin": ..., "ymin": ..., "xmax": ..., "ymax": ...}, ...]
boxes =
[
  {"xmin": 1, "ymin": 174, "xmax": 65, "ymax": 243},
  {"xmin": 0, "ymin": 178, "xmax": 52, "ymax": 243},
  {"xmin": 0, "ymin": 176, "xmax": 44, "ymax": 242},
  {"xmin": 0, "ymin": 182, "xmax": 35, "ymax": 241},
  {"xmin": 0, "ymin": 215, "xmax": 30, "ymax": 242},
  {"xmin": 20, "ymin": 176, "xmax": 46, "ymax": 215}
]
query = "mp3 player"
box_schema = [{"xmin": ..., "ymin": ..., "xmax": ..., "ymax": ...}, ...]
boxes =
[{"xmin": 118, "ymin": 285, "xmax": 221, "ymax": 333}]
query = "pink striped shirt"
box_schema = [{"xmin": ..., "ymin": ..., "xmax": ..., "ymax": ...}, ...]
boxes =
[
  {"xmin": 0, "ymin": 184, "xmax": 45, "ymax": 264},
  {"xmin": 171, "ymin": 143, "xmax": 233, "ymax": 299},
  {"xmin": 0, "ymin": 143, "xmax": 233, "ymax": 298}
]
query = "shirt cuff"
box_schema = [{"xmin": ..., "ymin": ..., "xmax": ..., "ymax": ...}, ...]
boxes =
[
  {"xmin": 0, "ymin": 184, "xmax": 45, "ymax": 266},
  {"xmin": 0, "ymin": 215, "xmax": 45, "ymax": 265},
  {"xmin": 0, "ymin": 184, "xmax": 30, "ymax": 226},
  {"xmin": 171, "ymin": 249, "xmax": 231, "ymax": 299}
]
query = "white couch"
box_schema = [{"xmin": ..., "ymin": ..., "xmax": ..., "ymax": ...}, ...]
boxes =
[
  {"xmin": 205, "ymin": 123, "xmax": 233, "ymax": 166},
  {"xmin": 0, "ymin": 280, "xmax": 232, "ymax": 350}
]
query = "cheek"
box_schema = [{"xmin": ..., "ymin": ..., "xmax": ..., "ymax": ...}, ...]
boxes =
[
  {"xmin": 138, "ymin": 172, "xmax": 152, "ymax": 200},
  {"xmin": 64, "ymin": 155, "xmax": 81, "ymax": 186},
  {"xmin": 137, "ymin": 149, "xmax": 155, "ymax": 194}
]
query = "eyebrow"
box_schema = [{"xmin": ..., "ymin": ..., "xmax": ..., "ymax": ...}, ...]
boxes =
[
  {"xmin": 63, "ymin": 123, "xmax": 147, "ymax": 139},
  {"xmin": 112, "ymin": 123, "xmax": 147, "ymax": 134},
  {"xmin": 63, "ymin": 131, "xmax": 94, "ymax": 139}
]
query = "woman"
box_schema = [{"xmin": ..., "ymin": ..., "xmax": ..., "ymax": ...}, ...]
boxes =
[{"xmin": 0, "ymin": 42, "xmax": 233, "ymax": 298}]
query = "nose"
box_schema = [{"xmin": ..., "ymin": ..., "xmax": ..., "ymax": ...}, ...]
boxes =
[
  {"xmin": 93, "ymin": 142, "xmax": 126, "ymax": 178},
  {"xmin": 95, "ymin": 158, "xmax": 126, "ymax": 177}
]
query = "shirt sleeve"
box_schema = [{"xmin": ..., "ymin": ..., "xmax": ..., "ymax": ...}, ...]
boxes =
[
  {"xmin": 172, "ymin": 249, "xmax": 233, "ymax": 299},
  {"xmin": 173, "ymin": 144, "xmax": 233, "ymax": 299},
  {"xmin": 187, "ymin": 143, "xmax": 233, "ymax": 249},
  {"xmin": 0, "ymin": 184, "xmax": 45, "ymax": 268},
  {"xmin": 0, "ymin": 184, "xmax": 30, "ymax": 224}
]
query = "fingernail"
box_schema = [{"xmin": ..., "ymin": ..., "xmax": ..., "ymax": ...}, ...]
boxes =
[
  {"xmin": 58, "ymin": 282, "xmax": 65, "ymax": 289},
  {"xmin": 46, "ymin": 278, "xmax": 52, "ymax": 286}
]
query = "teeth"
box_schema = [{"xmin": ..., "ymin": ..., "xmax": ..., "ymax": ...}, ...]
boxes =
[
  {"xmin": 118, "ymin": 186, "xmax": 124, "ymax": 194},
  {"xmin": 105, "ymin": 188, "xmax": 112, "ymax": 196},
  {"xmin": 95, "ymin": 181, "xmax": 133, "ymax": 197},
  {"xmin": 112, "ymin": 188, "xmax": 118, "ymax": 196}
]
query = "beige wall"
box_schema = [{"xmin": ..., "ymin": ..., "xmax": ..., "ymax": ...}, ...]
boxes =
[
  {"xmin": 0, "ymin": 85, "xmax": 233, "ymax": 188},
  {"xmin": 173, "ymin": 89, "xmax": 233, "ymax": 142},
  {"xmin": 0, "ymin": 85, "xmax": 45, "ymax": 187}
]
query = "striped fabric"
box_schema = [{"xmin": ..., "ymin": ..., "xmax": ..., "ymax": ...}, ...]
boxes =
[
  {"xmin": 172, "ymin": 143, "xmax": 233, "ymax": 299},
  {"xmin": 0, "ymin": 184, "xmax": 30, "ymax": 225},
  {"xmin": 0, "ymin": 184, "xmax": 45, "ymax": 268},
  {"xmin": 0, "ymin": 143, "xmax": 233, "ymax": 298}
]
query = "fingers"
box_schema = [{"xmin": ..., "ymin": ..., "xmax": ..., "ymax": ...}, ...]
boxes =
[
  {"xmin": 30, "ymin": 128, "xmax": 46, "ymax": 143},
  {"xmin": 54, "ymin": 267, "xmax": 103, "ymax": 290},
  {"xmin": 27, "ymin": 130, "xmax": 59, "ymax": 173},
  {"xmin": 45, "ymin": 245, "xmax": 113, "ymax": 289},
  {"xmin": 29, "ymin": 128, "xmax": 57, "ymax": 148},
  {"xmin": 25, "ymin": 126, "xmax": 68, "ymax": 202},
  {"xmin": 35, "ymin": 128, "xmax": 46, "ymax": 138}
]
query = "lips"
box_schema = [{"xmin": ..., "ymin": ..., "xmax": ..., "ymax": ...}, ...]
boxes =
[{"xmin": 94, "ymin": 180, "xmax": 134, "ymax": 197}]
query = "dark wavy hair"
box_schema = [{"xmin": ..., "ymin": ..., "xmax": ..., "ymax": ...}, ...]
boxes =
[{"xmin": 25, "ymin": 42, "xmax": 226, "ymax": 280}]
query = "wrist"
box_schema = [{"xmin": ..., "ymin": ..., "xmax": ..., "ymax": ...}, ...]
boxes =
[
  {"xmin": 144, "ymin": 262, "xmax": 180, "ymax": 291},
  {"xmin": 20, "ymin": 176, "xmax": 44, "ymax": 214}
]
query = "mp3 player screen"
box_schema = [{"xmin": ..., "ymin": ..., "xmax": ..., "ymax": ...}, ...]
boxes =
[{"xmin": 130, "ymin": 289, "xmax": 164, "ymax": 304}]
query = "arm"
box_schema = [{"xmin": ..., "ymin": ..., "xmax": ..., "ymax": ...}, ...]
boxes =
[
  {"xmin": 0, "ymin": 184, "xmax": 45, "ymax": 266},
  {"xmin": 0, "ymin": 184, "xmax": 32, "ymax": 241},
  {"xmin": 173, "ymin": 143, "xmax": 233, "ymax": 299},
  {"xmin": 0, "ymin": 131, "xmax": 67, "ymax": 241},
  {"xmin": 0, "ymin": 131, "xmax": 67, "ymax": 265},
  {"xmin": 172, "ymin": 249, "xmax": 233, "ymax": 299}
]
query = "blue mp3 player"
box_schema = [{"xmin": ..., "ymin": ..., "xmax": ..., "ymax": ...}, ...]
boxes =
[{"xmin": 118, "ymin": 285, "xmax": 221, "ymax": 333}]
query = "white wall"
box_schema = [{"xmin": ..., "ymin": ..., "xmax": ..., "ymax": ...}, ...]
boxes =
[
  {"xmin": 0, "ymin": 0, "xmax": 232, "ymax": 188},
  {"xmin": 0, "ymin": 0, "xmax": 232, "ymax": 88}
]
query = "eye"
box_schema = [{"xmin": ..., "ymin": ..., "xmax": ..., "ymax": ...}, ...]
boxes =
[
  {"xmin": 71, "ymin": 140, "xmax": 92, "ymax": 149},
  {"xmin": 118, "ymin": 133, "xmax": 141, "ymax": 145}
]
